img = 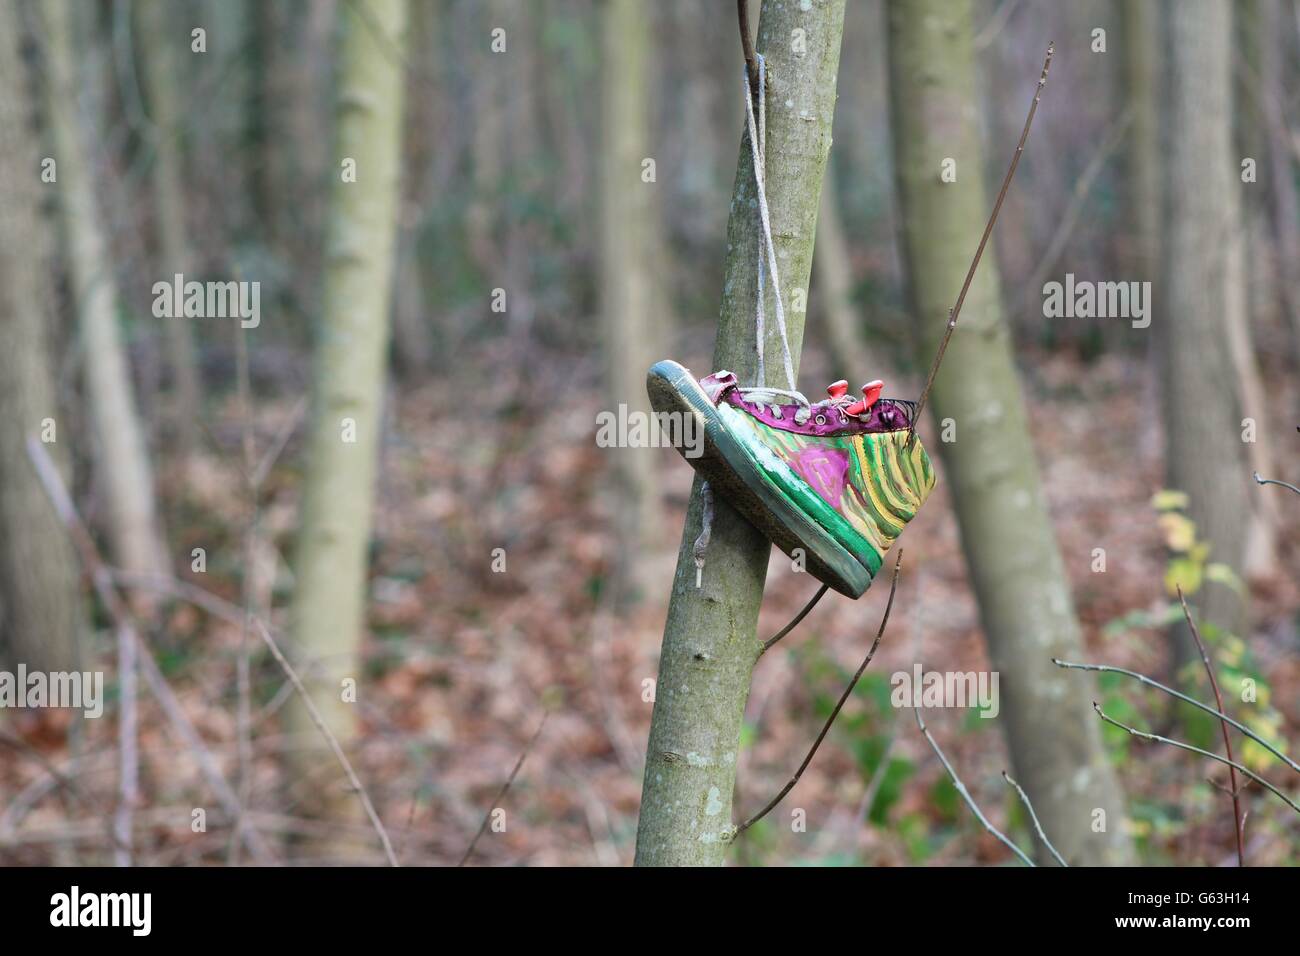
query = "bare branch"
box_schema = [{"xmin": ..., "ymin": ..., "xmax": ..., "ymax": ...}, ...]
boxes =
[
  {"xmin": 914, "ymin": 707, "xmax": 1034, "ymax": 866},
  {"xmin": 1253, "ymin": 471, "xmax": 1300, "ymax": 497},
  {"xmin": 1177, "ymin": 585, "xmax": 1245, "ymax": 866},
  {"xmin": 1052, "ymin": 658, "xmax": 1300, "ymax": 776},
  {"xmin": 1001, "ymin": 770, "xmax": 1067, "ymax": 866},
  {"xmin": 737, "ymin": 0, "xmax": 758, "ymax": 97},
  {"xmin": 911, "ymin": 41, "xmax": 1053, "ymax": 435},
  {"xmin": 759, "ymin": 583, "xmax": 830, "ymax": 656},
  {"xmin": 459, "ymin": 713, "xmax": 549, "ymax": 866},
  {"xmin": 735, "ymin": 553, "xmax": 902, "ymax": 839},
  {"xmin": 1092, "ymin": 702, "xmax": 1300, "ymax": 815},
  {"xmin": 251, "ymin": 618, "xmax": 400, "ymax": 867}
]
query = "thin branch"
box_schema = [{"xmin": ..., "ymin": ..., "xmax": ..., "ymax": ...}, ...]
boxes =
[
  {"xmin": 911, "ymin": 41, "xmax": 1053, "ymax": 436},
  {"xmin": 737, "ymin": 0, "xmax": 758, "ymax": 98},
  {"xmin": 1053, "ymin": 658, "xmax": 1300, "ymax": 776},
  {"xmin": 914, "ymin": 707, "xmax": 1034, "ymax": 866},
  {"xmin": 231, "ymin": 321, "xmax": 256, "ymax": 864},
  {"xmin": 24, "ymin": 438, "xmax": 276, "ymax": 864},
  {"xmin": 459, "ymin": 713, "xmax": 549, "ymax": 866},
  {"xmin": 1177, "ymin": 586, "xmax": 1245, "ymax": 866},
  {"xmin": 1001, "ymin": 771, "xmax": 1067, "ymax": 866},
  {"xmin": 1092, "ymin": 702, "xmax": 1300, "ymax": 815},
  {"xmin": 251, "ymin": 618, "xmax": 399, "ymax": 867},
  {"xmin": 759, "ymin": 583, "xmax": 830, "ymax": 655},
  {"xmin": 1253, "ymin": 471, "xmax": 1300, "ymax": 497},
  {"xmin": 734, "ymin": 551, "xmax": 902, "ymax": 838}
]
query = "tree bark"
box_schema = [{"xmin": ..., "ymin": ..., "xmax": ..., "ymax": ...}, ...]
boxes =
[
  {"xmin": 634, "ymin": 0, "xmax": 847, "ymax": 867},
  {"xmin": 41, "ymin": 0, "xmax": 169, "ymax": 582},
  {"xmin": 886, "ymin": 0, "xmax": 1133, "ymax": 865},
  {"xmin": 0, "ymin": 0, "xmax": 83, "ymax": 673},
  {"xmin": 1160, "ymin": 0, "xmax": 1251, "ymax": 647},
  {"xmin": 135, "ymin": 0, "xmax": 203, "ymax": 456},
  {"xmin": 285, "ymin": 0, "xmax": 408, "ymax": 829}
]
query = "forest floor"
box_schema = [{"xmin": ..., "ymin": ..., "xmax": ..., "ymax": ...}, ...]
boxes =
[{"xmin": 3, "ymin": 343, "xmax": 1298, "ymax": 866}]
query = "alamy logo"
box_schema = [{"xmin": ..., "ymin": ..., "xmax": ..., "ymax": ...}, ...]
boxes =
[
  {"xmin": 1042, "ymin": 272, "xmax": 1151, "ymax": 328},
  {"xmin": 0, "ymin": 666, "xmax": 103, "ymax": 718},
  {"xmin": 152, "ymin": 273, "xmax": 260, "ymax": 328},
  {"xmin": 595, "ymin": 404, "xmax": 704, "ymax": 459},
  {"xmin": 50, "ymin": 886, "xmax": 151, "ymax": 936},
  {"xmin": 891, "ymin": 664, "xmax": 1000, "ymax": 718}
]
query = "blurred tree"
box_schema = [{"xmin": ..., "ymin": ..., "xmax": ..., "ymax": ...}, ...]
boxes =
[
  {"xmin": 135, "ymin": 0, "xmax": 203, "ymax": 455},
  {"xmin": 815, "ymin": 157, "xmax": 876, "ymax": 381},
  {"xmin": 886, "ymin": 0, "xmax": 1133, "ymax": 864},
  {"xmin": 599, "ymin": 0, "xmax": 666, "ymax": 590},
  {"xmin": 1160, "ymin": 0, "xmax": 1252, "ymax": 653},
  {"xmin": 285, "ymin": 0, "xmax": 409, "ymax": 838},
  {"xmin": 1121, "ymin": 0, "xmax": 1160, "ymax": 287},
  {"xmin": 40, "ymin": 0, "xmax": 169, "ymax": 583},
  {"xmin": 634, "ymin": 0, "xmax": 848, "ymax": 867},
  {"xmin": 0, "ymin": 0, "xmax": 83, "ymax": 673},
  {"xmin": 1258, "ymin": 0, "xmax": 1300, "ymax": 360}
]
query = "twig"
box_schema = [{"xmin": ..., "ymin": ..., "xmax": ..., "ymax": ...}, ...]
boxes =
[
  {"xmin": 1001, "ymin": 770, "xmax": 1067, "ymax": 866},
  {"xmin": 1253, "ymin": 471, "xmax": 1300, "ymax": 497},
  {"xmin": 911, "ymin": 41, "xmax": 1053, "ymax": 437},
  {"xmin": 1177, "ymin": 586, "xmax": 1245, "ymax": 866},
  {"xmin": 1052, "ymin": 658, "xmax": 1300, "ymax": 776},
  {"xmin": 0, "ymin": 731, "xmax": 134, "ymax": 857},
  {"xmin": 734, "ymin": 552, "xmax": 902, "ymax": 838},
  {"xmin": 737, "ymin": 0, "xmax": 758, "ymax": 98},
  {"xmin": 113, "ymin": 615, "xmax": 137, "ymax": 867},
  {"xmin": 459, "ymin": 713, "xmax": 549, "ymax": 866},
  {"xmin": 915, "ymin": 707, "xmax": 1035, "ymax": 866},
  {"xmin": 231, "ymin": 320, "xmax": 256, "ymax": 864},
  {"xmin": 1092, "ymin": 702, "xmax": 1300, "ymax": 815},
  {"xmin": 251, "ymin": 618, "xmax": 399, "ymax": 867},
  {"xmin": 759, "ymin": 583, "xmax": 830, "ymax": 656},
  {"xmin": 25, "ymin": 437, "xmax": 276, "ymax": 864}
]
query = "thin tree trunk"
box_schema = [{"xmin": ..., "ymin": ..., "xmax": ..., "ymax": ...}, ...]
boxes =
[
  {"xmin": 1122, "ymin": 0, "xmax": 1160, "ymax": 286},
  {"xmin": 1161, "ymin": 0, "xmax": 1251, "ymax": 648},
  {"xmin": 634, "ymin": 0, "xmax": 847, "ymax": 867},
  {"xmin": 135, "ymin": 0, "xmax": 203, "ymax": 455},
  {"xmin": 815, "ymin": 159, "xmax": 875, "ymax": 381},
  {"xmin": 1229, "ymin": 0, "xmax": 1280, "ymax": 576},
  {"xmin": 1260, "ymin": 0, "xmax": 1300, "ymax": 358},
  {"xmin": 41, "ymin": 0, "xmax": 169, "ymax": 582},
  {"xmin": 600, "ymin": 0, "xmax": 664, "ymax": 592},
  {"xmin": 886, "ymin": 0, "xmax": 1133, "ymax": 865},
  {"xmin": 285, "ymin": 0, "xmax": 408, "ymax": 830},
  {"xmin": 0, "ymin": 0, "xmax": 82, "ymax": 673}
]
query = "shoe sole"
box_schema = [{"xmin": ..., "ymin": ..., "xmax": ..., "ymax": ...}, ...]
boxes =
[{"xmin": 647, "ymin": 360, "xmax": 873, "ymax": 598}]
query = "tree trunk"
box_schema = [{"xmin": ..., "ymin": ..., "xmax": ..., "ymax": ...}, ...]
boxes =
[
  {"xmin": 41, "ymin": 0, "xmax": 169, "ymax": 582},
  {"xmin": 1228, "ymin": 0, "xmax": 1280, "ymax": 577},
  {"xmin": 0, "ymin": 0, "xmax": 82, "ymax": 673},
  {"xmin": 135, "ymin": 0, "xmax": 203, "ymax": 456},
  {"xmin": 1260, "ymin": 0, "xmax": 1300, "ymax": 360},
  {"xmin": 285, "ymin": 0, "xmax": 408, "ymax": 833},
  {"xmin": 1121, "ymin": 0, "xmax": 1160, "ymax": 286},
  {"xmin": 886, "ymin": 0, "xmax": 1133, "ymax": 865},
  {"xmin": 815, "ymin": 158, "xmax": 876, "ymax": 381},
  {"xmin": 634, "ymin": 0, "xmax": 847, "ymax": 867},
  {"xmin": 600, "ymin": 0, "xmax": 665, "ymax": 593},
  {"xmin": 1160, "ymin": 0, "xmax": 1251, "ymax": 647}
]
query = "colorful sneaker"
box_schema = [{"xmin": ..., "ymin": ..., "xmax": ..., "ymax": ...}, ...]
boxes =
[{"xmin": 647, "ymin": 360, "xmax": 935, "ymax": 598}]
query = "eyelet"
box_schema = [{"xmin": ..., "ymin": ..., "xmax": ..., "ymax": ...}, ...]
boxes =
[{"xmin": 814, "ymin": 414, "xmax": 826, "ymax": 426}]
